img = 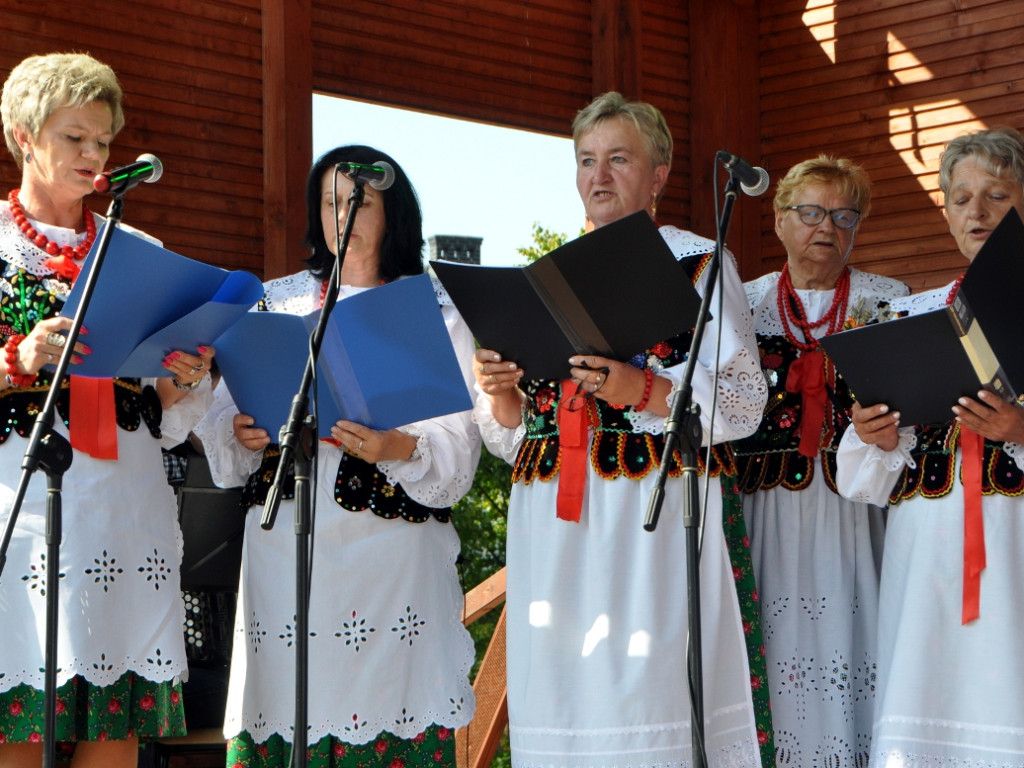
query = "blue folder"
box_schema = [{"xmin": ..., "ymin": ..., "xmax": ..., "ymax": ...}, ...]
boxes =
[
  {"xmin": 213, "ymin": 274, "xmax": 473, "ymax": 437},
  {"xmin": 60, "ymin": 223, "xmax": 264, "ymax": 378}
]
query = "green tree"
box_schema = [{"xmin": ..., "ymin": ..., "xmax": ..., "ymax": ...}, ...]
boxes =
[{"xmin": 514, "ymin": 222, "xmax": 583, "ymax": 264}]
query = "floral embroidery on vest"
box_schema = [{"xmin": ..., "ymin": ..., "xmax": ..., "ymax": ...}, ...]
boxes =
[
  {"xmin": 888, "ymin": 422, "xmax": 1024, "ymax": 504},
  {"xmin": 731, "ymin": 335, "xmax": 853, "ymax": 494},
  {"xmin": 241, "ymin": 449, "xmax": 451, "ymax": 524},
  {"xmin": 0, "ymin": 264, "xmax": 162, "ymax": 440},
  {"xmin": 512, "ymin": 252, "xmax": 732, "ymax": 484}
]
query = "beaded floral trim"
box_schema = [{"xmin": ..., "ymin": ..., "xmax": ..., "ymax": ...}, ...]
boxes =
[
  {"xmin": 732, "ymin": 334, "xmax": 853, "ymax": 493},
  {"xmin": 888, "ymin": 422, "xmax": 1024, "ymax": 503},
  {"xmin": 241, "ymin": 450, "xmax": 451, "ymax": 524},
  {"xmin": 512, "ymin": 251, "xmax": 734, "ymax": 485}
]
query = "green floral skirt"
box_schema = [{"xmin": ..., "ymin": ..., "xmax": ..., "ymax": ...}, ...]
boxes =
[
  {"xmin": 721, "ymin": 476, "xmax": 776, "ymax": 768},
  {"xmin": 227, "ymin": 724, "xmax": 457, "ymax": 768},
  {"xmin": 0, "ymin": 672, "xmax": 185, "ymax": 745}
]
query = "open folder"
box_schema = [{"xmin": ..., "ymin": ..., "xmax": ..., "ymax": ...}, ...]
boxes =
[
  {"xmin": 430, "ymin": 210, "xmax": 703, "ymax": 381},
  {"xmin": 60, "ymin": 223, "xmax": 264, "ymax": 378},
  {"xmin": 820, "ymin": 208, "xmax": 1024, "ymax": 426},
  {"xmin": 213, "ymin": 274, "xmax": 473, "ymax": 438}
]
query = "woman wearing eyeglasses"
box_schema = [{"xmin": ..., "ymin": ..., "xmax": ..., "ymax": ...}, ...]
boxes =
[
  {"xmin": 730, "ymin": 155, "xmax": 908, "ymax": 764},
  {"xmin": 472, "ymin": 92, "xmax": 768, "ymax": 768}
]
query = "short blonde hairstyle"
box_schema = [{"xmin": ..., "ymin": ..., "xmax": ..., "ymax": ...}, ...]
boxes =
[
  {"xmin": 572, "ymin": 91, "xmax": 673, "ymax": 170},
  {"xmin": 2, "ymin": 52, "xmax": 124, "ymax": 168},
  {"xmin": 773, "ymin": 155, "xmax": 872, "ymax": 219},
  {"xmin": 938, "ymin": 126, "xmax": 1024, "ymax": 203}
]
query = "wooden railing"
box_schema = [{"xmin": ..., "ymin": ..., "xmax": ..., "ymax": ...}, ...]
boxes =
[{"xmin": 456, "ymin": 567, "xmax": 508, "ymax": 768}]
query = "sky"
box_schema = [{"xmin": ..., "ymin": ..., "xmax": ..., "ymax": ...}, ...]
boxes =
[{"xmin": 312, "ymin": 94, "xmax": 584, "ymax": 266}]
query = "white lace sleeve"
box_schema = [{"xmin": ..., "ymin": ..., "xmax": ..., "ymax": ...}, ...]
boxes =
[
  {"xmin": 835, "ymin": 425, "xmax": 917, "ymax": 505},
  {"xmin": 192, "ymin": 381, "xmax": 264, "ymax": 489},
  {"xmin": 472, "ymin": 383, "xmax": 526, "ymax": 465},
  {"xmin": 1002, "ymin": 441, "xmax": 1024, "ymax": 471},
  {"xmin": 156, "ymin": 376, "xmax": 214, "ymax": 448},
  {"xmin": 649, "ymin": 230, "xmax": 768, "ymax": 443},
  {"xmin": 375, "ymin": 303, "xmax": 482, "ymax": 508}
]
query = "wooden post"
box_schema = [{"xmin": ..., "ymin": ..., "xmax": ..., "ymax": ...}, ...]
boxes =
[
  {"xmin": 262, "ymin": 0, "xmax": 313, "ymax": 280},
  {"xmin": 592, "ymin": 0, "xmax": 643, "ymax": 98},
  {"xmin": 687, "ymin": 0, "xmax": 763, "ymax": 280}
]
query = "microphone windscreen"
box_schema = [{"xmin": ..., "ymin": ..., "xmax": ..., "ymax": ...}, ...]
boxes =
[
  {"xmin": 369, "ymin": 160, "xmax": 395, "ymax": 191},
  {"xmin": 741, "ymin": 166, "xmax": 770, "ymax": 197},
  {"xmin": 138, "ymin": 153, "xmax": 164, "ymax": 184}
]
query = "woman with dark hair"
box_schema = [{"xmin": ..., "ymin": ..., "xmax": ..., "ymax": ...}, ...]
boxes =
[{"xmin": 195, "ymin": 145, "xmax": 479, "ymax": 768}]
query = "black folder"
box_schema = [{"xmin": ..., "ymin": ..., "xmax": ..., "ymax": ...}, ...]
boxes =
[
  {"xmin": 820, "ymin": 208, "xmax": 1024, "ymax": 426},
  {"xmin": 430, "ymin": 211, "xmax": 703, "ymax": 381}
]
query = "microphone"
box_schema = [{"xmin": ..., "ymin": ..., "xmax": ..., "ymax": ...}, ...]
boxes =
[
  {"xmin": 717, "ymin": 151, "xmax": 770, "ymax": 196},
  {"xmin": 93, "ymin": 153, "xmax": 163, "ymax": 195},
  {"xmin": 337, "ymin": 161, "xmax": 395, "ymax": 191}
]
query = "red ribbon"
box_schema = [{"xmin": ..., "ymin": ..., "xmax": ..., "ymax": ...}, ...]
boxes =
[
  {"xmin": 556, "ymin": 379, "xmax": 590, "ymax": 522},
  {"xmin": 785, "ymin": 349, "xmax": 827, "ymax": 458},
  {"xmin": 43, "ymin": 254, "xmax": 82, "ymax": 282},
  {"xmin": 69, "ymin": 376, "xmax": 118, "ymax": 460},
  {"xmin": 960, "ymin": 425, "xmax": 986, "ymax": 624}
]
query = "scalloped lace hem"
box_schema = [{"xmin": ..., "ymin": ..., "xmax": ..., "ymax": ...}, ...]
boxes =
[
  {"xmin": 225, "ymin": 704, "xmax": 474, "ymax": 747},
  {"xmin": 0, "ymin": 660, "xmax": 186, "ymax": 693}
]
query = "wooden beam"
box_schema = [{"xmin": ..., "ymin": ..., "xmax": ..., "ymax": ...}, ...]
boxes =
[
  {"xmin": 591, "ymin": 0, "xmax": 642, "ymax": 98},
  {"xmin": 687, "ymin": 0, "xmax": 763, "ymax": 280},
  {"xmin": 262, "ymin": 0, "xmax": 313, "ymax": 280},
  {"xmin": 463, "ymin": 567, "xmax": 507, "ymax": 626}
]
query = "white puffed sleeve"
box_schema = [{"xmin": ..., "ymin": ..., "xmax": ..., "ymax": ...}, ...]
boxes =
[
  {"xmin": 835, "ymin": 424, "xmax": 918, "ymax": 506},
  {"xmin": 376, "ymin": 303, "xmax": 481, "ymax": 508},
  {"xmin": 192, "ymin": 381, "xmax": 264, "ymax": 489},
  {"xmin": 638, "ymin": 229, "xmax": 768, "ymax": 444},
  {"xmin": 147, "ymin": 376, "xmax": 214, "ymax": 449},
  {"xmin": 472, "ymin": 385, "xmax": 527, "ymax": 466},
  {"xmin": 1001, "ymin": 441, "xmax": 1024, "ymax": 472}
]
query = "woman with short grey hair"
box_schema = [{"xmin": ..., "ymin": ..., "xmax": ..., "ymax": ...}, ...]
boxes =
[{"xmin": 839, "ymin": 126, "xmax": 1024, "ymax": 765}]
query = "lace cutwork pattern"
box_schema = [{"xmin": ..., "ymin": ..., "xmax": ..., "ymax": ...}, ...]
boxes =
[
  {"xmin": 736, "ymin": 268, "xmax": 909, "ymax": 493},
  {"xmin": 745, "ymin": 267, "xmax": 909, "ymax": 338}
]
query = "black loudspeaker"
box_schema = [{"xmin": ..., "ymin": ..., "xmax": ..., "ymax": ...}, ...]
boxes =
[
  {"xmin": 177, "ymin": 450, "xmax": 245, "ymax": 593},
  {"xmin": 169, "ymin": 443, "xmax": 245, "ymax": 731}
]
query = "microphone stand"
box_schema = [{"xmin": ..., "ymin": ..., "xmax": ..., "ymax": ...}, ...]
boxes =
[
  {"xmin": 259, "ymin": 173, "xmax": 366, "ymax": 768},
  {"xmin": 643, "ymin": 169, "xmax": 743, "ymax": 768},
  {"xmin": 0, "ymin": 194, "xmax": 128, "ymax": 768}
]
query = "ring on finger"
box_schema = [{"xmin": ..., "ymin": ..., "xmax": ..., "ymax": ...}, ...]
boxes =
[
  {"xmin": 45, "ymin": 332, "xmax": 65, "ymax": 348},
  {"xmin": 46, "ymin": 353, "xmax": 53, "ymax": 362},
  {"xmin": 357, "ymin": 439, "xmax": 365, "ymax": 451}
]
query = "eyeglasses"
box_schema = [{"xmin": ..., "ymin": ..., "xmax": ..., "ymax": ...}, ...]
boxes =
[
  {"xmin": 559, "ymin": 367, "xmax": 609, "ymax": 413},
  {"xmin": 785, "ymin": 204, "xmax": 861, "ymax": 229}
]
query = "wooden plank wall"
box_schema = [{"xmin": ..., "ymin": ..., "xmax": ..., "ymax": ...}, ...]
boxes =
[
  {"xmin": 641, "ymin": 0, "xmax": 692, "ymax": 226},
  {"xmin": 310, "ymin": 0, "xmax": 592, "ymax": 137},
  {"xmin": 758, "ymin": 0, "xmax": 1024, "ymax": 292},
  {"xmin": 0, "ymin": 0, "xmax": 266, "ymax": 275},
  {"xmin": 5, "ymin": 1, "xmax": 1023, "ymax": 292},
  {"xmin": 308, "ymin": 0, "xmax": 702, "ymax": 239}
]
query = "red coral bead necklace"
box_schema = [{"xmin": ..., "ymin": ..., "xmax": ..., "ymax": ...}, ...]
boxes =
[
  {"xmin": 7, "ymin": 188, "xmax": 96, "ymax": 278},
  {"xmin": 776, "ymin": 263, "xmax": 851, "ymax": 353}
]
